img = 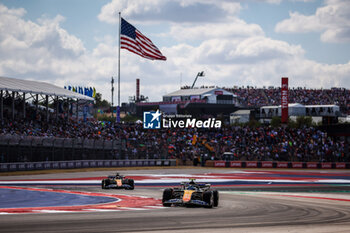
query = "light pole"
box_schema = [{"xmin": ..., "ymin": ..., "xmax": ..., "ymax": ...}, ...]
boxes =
[{"xmin": 111, "ymin": 76, "xmax": 114, "ymax": 117}]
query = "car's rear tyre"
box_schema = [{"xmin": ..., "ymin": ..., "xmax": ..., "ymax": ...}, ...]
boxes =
[
  {"xmin": 101, "ymin": 179, "xmax": 107, "ymax": 189},
  {"xmin": 203, "ymin": 191, "xmax": 213, "ymax": 208},
  {"xmin": 213, "ymin": 190, "xmax": 219, "ymax": 207},
  {"xmin": 162, "ymin": 188, "xmax": 173, "ymax": 207},
  {"xmin": 128, "ymin": 179, "xmax": 134, "ymax": 190}
]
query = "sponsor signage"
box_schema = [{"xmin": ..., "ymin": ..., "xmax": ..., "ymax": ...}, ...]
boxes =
[
  {"xmin": 35, "ymin": 163, "xmax": 43, "ymax": 169},
  {"xmin": 18, "ymin": 163, "xmax": 26, "ymax": 170},
  {"xmin": 321, "ymin": 163, "xmax": 332, "ymax": 169},
  {"xmin": 336, "ymin": 163, "xmax": 346, "ymax": 169},
  {"xmin": 246, "ymin": 161, "xmax": 257, "ymax": 168},
  {"xmin": 67, "ymin": 162, "xmax": 74, "ymax": 168},
  {"xmin": 0, "ymin": 164, "xmax": 8, "ymax": 171},
  {"xmin": 26, "ymin": 163, "xmax": 34, "ymax": 170},
  {"xmin": 104, "ymin": 161, "xmax": 110, "ymax": 167},
  {"xmin": 281, "ymin": 77, "xmax": 288, "ymax": 123},
  {"xmin": 163, "ymin": 160, "xmax": 170, "ymax": 166},
  {"xmin": 292, "ymin": 162, "xmax": 303, "ymax": 168},
  {"xmin": 9, "ymin": 164, "xmax": 17, "ymax": 170},
  {"xmin": 306, "ymin": 162, "xmax": 318, "ymax": 168},
  {"xmin": 118, "ymin": 161, "xmax": 124, "ymax": 167},
  {"xmin": 44, "ymin": 163, "xmax": 51, "ymax": 169},
  {"xmin": 261, "ymin": 161, "xmax": 273, "ymax": 168},
  {"xmin": 277, "ymin": 162, "xmax": 288, "ymax": 168},
  {"xmin": 149, "ymin": 160, "xmax": 155, "ymax": 166},
  {"xmin": 97, "ymin": 161, "xmax": 104, "ymax": 167},
  {"xmin": 90, "ymin": 161, "xmax": 96, "ymax": 167},
  {"xmin": 60, "ymin": 162, "xmax": 67, "ymax": 169},
  {"xmin": 230, "ymin": 161, "xmax": 242, "ymax": 168},
  {"xmin": 83, "ymin": 161, "xmax": 89, "ymax": 167},
  {"xmin": 214, "ymin": 161, "xmax": 226, "ymax": 167},
  {"xmin": 52, "ymin": 163, "xmax": 59, "ymax": 169},
  {"xmin": 75, "ymin": 162, "xmax": 82, "ymax": 168},
  {"xmin": 111, "ymin": 161, "xmax": 117, "ymax": 166}
]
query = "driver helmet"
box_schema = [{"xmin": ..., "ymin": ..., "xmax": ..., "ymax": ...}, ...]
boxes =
[{"xmin": 187, "ymin": 185, "xmax": 196, "ymax": 190}]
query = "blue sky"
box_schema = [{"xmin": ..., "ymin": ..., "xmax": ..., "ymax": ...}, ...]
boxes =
[{"xmin": 0, "ymin": 0, "xmax": 350, "ymax": 103}]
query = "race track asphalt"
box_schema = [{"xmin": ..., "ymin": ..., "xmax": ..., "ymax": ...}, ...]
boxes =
[{"xmin": 1, "ymin": 168, "xmax": 350, "ymax": 233}]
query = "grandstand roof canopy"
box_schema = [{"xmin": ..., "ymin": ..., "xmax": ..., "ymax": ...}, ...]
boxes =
[
  {"xmin": 164, "ymin": 87, "xmax": 236, "ymax": 97},
  {"xmin": 0, "ymin": 76, "xmax": 94, "ymax": 101}
]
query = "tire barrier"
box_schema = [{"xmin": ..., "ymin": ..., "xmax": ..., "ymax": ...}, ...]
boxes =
[
  {"xmin": 0, "ymin": 159, "xmax": 177, "ymax": 172},
  {"xmin": 209, "ymin": 160, "xmax": 350, "ymax": 169}
]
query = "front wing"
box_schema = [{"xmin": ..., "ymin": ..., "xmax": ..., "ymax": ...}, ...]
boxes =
[
  {"xmin": 163, "ymin": 198, "xmax": 210, "ymax": 207},
  {"xmin": 105, "ymin": 184, "xmax": 133, "ymax": 189}
]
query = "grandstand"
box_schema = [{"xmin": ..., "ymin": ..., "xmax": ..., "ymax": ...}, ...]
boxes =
[
  {"xmin": 0, "ymin": 77, "xmax": 349, "ymax": 168},
  {"xmin": 0, "ymin": 76, "xmax": 94, "ymax": 122}
]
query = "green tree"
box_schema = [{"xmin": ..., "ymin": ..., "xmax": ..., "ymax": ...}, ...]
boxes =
[
  {"xmin": 296, "ymin": 116, "xmax": 313, "ymax": 128},
  {"xmin": 270, "ymin": 116, "xmax": 281, "ymax": 128},
  {"xmin": 95, "ymin": 93, "xmax": 111, "ymax": 108}
]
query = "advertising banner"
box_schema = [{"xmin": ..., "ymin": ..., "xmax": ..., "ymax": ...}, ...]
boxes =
[
  {"xmin": 230, "ymin": 161, "xmax": 242, "ymax": 168},
  {"xmin": 90, "ymin": 161, "xmax": 96, "ymax": 167},
  {"xmin": 292, "ymin": 162, "xmax": 303, "ymax": 168},
  {"xmin": 35, "ymin": 163, "xmax": 43, "ymax": 169},
  {"xmin": 9, "ymin": 164, "xmax": 17, "ymax": 171},
  {"xmin": 97, "ymin": 161, "xmax": 104, "ymax": 167},
  {"xmin": 246, "ymin": 161, "xmax": 257, "ymax": 168},
  {"xmin": 104, "ymin": 161, "xmax": 110, "ymax": 167},
  {"xmin": 335, "ymin": 162, "xmax": 346, "ymax": 169},
  {"xmin": 214, "ymin": 161, "xmax": 226, "ymax": 167},
  {"xmin": 111, "ymin": 161, "xmax": 117, "ymax": 167},
  {"xmin": 0, "ymin": 164, "xmax": 8, "ymax": 172},
  {"xmin": 276, "ymin": 162, "xmax": 288, "ymax": 168},
  {"xmin": 67, "ymin": 162, "xmax": 74, "ymax": 168},
  {"xmin": 261, "ymin": 161, "xmax": 273, "ymax": 168},
  {"xmin": 306, "ymin": 162, "xmax": 318, "ymax": 168},
  {"xmin": 18, "ymin": 163, "xmax": 26, "ymax": 170},
  {"xmin": 281, "ymin": 77, "xmax": 289, "ymax": 123},
  {"xmin": 335, "ymin": 163, "xmax": 346, "ymax": 169},
  {"xmin": 321, "ymin": 162, "xmax": 332, "ymax": 169}
]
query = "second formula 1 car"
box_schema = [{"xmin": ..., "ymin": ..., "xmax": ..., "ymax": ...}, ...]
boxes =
[
  {"xmin": 101, "ymin": 173, "xmax": 134, "ymax": 190},
  {"xmin": 162, "ymin": 179, "xmax": 218, "ymax": 208}
]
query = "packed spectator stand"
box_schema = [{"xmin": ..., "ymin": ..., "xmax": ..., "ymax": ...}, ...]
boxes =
[
  {"xmin": 226, "ymin": 86, "xmax": 350, "ymax": 115},
  {"xmin": 0, "ymin": 86, "xmax": 350, "ymax": 164}
]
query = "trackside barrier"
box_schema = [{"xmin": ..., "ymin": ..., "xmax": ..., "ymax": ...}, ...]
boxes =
[
  {"xmin": 0, "ymin": 159, "xmax": 177, "ymax": 172},
  {"xmin": 206, "ymin": 161, "xmax": 350, "ymax": 169}
]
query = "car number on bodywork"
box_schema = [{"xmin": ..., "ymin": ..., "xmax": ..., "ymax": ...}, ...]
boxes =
[
  {"xmin": 116, "ymin": 179, "xmax": 122, "ymax": 186},
  {"xmin": 183, "ymin": 190, "xmax": 195, "ymax": 202}
]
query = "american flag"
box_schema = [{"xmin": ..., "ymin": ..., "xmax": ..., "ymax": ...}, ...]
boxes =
[{"xmin": 120, "ymin": 18, "xmax": 166, "ymax": 61}]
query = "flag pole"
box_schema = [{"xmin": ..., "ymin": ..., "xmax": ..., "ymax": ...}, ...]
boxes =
[{"xmin": 117, "ymin": 12, "xmax": 121, "ymax": 123}]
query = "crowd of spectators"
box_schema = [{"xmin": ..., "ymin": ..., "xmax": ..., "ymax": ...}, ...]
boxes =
[
  {"xmin": 1, "ymin": 115, "xmax": 349, "ymax": 162},
  {"xmin": 1, "ymin": 86, "xmax": 350, "ymax": 163},
  {"xmin": 225, "ymin": 86, "xmax": 350, "ymax": 115}
]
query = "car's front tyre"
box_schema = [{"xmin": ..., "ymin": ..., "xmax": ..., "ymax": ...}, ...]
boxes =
[
  {"xmin": 203, "ymin": 191, "xmax": 213, "ymax": 208},
  {"xmin": 162, "ymin": 188, "xmax": 173, "ymax": 207}
]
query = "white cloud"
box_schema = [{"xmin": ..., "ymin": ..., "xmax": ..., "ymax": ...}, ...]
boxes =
[
  {"xmin": 98, "ymin": 0, "xmax": 241, "ymax": 24},
  {"xmin": 167, "ymin": 19, "xmax": 264, "ymax": 42},
  {"xmin": 1, "ymin": 1, "xmax": 350, "ymax": 107},
  {"xmin": 275, "ymin": 0, "xmax": 350, "ymax": 43}
]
